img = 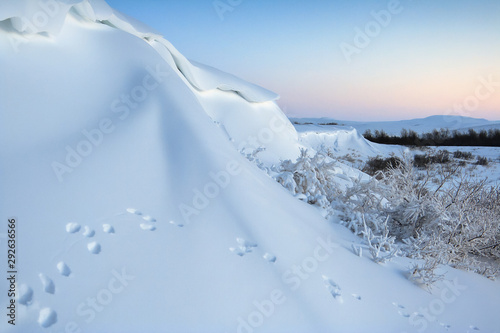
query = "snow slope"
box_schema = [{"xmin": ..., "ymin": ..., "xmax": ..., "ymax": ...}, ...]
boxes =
[
  {"xmin": 1, "ymin": 1, "xmax": 499, "ymax": 332},
  {"xmin": 297, "ymin": 126, "xmax": 404, "ymax": 160},
  {"xmin": 291, "ymin": 115, "xmax": 500, "ymax": 136}
]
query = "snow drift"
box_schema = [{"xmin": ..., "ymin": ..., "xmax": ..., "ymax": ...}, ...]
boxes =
[{"xmin": 1, "ymin": 1, "xmax": 499, "ymax": 332}]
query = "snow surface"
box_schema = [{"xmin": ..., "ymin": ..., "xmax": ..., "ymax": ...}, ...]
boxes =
[
  {"xmin": 292, "ymin": 117, "xmax": 500, "ymax": 182},
  {"xmin": 291, "ymin": 115, "xmax": 500, "ymax": 136},
  {"xmin": 293, "ymin": 124, "xmax": 500, "ymax": 183},
  {"xmin": 1, "ymin": 1, "xmax": 499, "ymax": 332},
  {"xmin": 298, "ymin": 126, "xmax": 405, "ymax": 160}
]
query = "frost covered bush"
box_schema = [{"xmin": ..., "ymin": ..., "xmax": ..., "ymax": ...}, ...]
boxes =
[
  {"xmin": 273, "ymin": 149, "xmax": 341, "ymax": 209},
  {"xmin": 366, "ymin": 156, "xmax": 499, "ymax": 279},
  {"xmin": 360, "ymin": 215, "xmax": 399, "ymax": 264},
  {"xmin": 270, "ymin": 149, "xmax": 400, "ymax": 264},
  {"xmin": 246, "ymin": 148, "xmax": 499, "ymax": 281},
  {"xmin": 408, "ymin": 259, "xmax": 444, "ymax": 289}
]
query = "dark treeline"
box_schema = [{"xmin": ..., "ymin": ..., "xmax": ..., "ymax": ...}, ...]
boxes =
[{"xmin": 363, "ymin": 128, "xmax": 500, "ymax": 147}]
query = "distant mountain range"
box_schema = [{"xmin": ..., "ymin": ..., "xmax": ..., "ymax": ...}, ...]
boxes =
[{"xmin": 289, "ymin": 115, "xmax": 500, "ymax": 136}]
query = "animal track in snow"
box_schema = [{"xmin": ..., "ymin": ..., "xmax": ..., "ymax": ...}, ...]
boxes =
[
  {"xmin": 392, "ymin": 302, "xmax": 405, "ymax": 309},
  {"xmin": 170, "ymin": 220, "xmax": 184, "ymax": 227},
  {"xmin": 126, "ymin": 208, "xmax": 158, "ymax": 230},
  {"xmin": 18, "ymin": 284, "xmax": 33, "ymax": 305},
  {"xmin": 322, "ymin": 275, "xmax": 343, "ymax": 303},
  {"xmin": 82, "ymin": 226, "xmax": 95, "ymax": 237},
  {"xmin": 263, "ymin": 253, "xmax": 277, "ymax": 263},
  {"xmin": 126, "ymin": 208, "xmax": 142, "ymax": 215},
  {"xmin": 142, "ymin": 215, "xmax": 156, "ymax": 222},
  {"xmin": 87, "ymin": 241, "xmax": 101, "ymax": 254},
  {"xmin": 440, "ymin": 323, "xmax": 451, "ymax": 330},
  {"xmin": 57, "ymin": 262, "xmax": 71, "ymax": 277},
  {"xmin": 351, "ymin": 294, "xmax": 362, "ymax": 301},
  {"xmin": 468, "ymin": 326, "xmax": 480, "ymax": 331},
  {"xmin": 398, "ymin": 310, "xmax": 410, "ymax": 318},
  {"xmin": 66, "ymin": 222, "xmax": 81, "ymax": 234},
  {"xmin": 392, "ymin": 302, "xmax": 411, "ymax": 317},
  {"xmin": 230, "ymin": 247, "xmax": 245, "ymax": 256},
  {"xmin": 39, "ymin": 273, "xmax": 55, "ymax": 294},
  {"xmin": 140, "ymin": 223, "xmax": 156, "ymax": 231},
  {"xmin": 38, "ymin": 308, "xmax": 57, "ymax": 328},
  {"xmin": 230, "ymin": 238, "xmax": 258, "ymax": 256},
  {"xmin": 412, "ymin": 312, "xmax": 424, "ymax": 319},
  {"xmin": 103, "ymin": 224, "xmax": 115, "ymax": 233}
]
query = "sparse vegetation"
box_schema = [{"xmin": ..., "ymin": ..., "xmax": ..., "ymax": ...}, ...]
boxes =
[
  {"xmin": 431, "ymin": 150, "xmax": 450, "ymax": 163},
  {"xmin": 453, "ymin": 150, "xmax": 473, "ymax": 160},
  {"xmin": 363, "ymin": 156, "xmax": 402, "ymax": 175},
  {"xmin": 412, "ymin": 150, "xmax": 451, "ymax": 166},
  {"xmin": 413, "ymin": 154, "xmax": 431, "ymax": 168},
  {"xmin": 252, "ymin": 149, "xmax": 500, "ymax": 284},
  {"xmin": 363, "ymin": 128, "xmax": 500, "ymax": 147},
  {"xmin": 476, "ymin": 156, "xmax": 489, "ymax": 166},
  {"xmin": 346, "ymin": 155, "xmax": 500, "ymax": 282}
]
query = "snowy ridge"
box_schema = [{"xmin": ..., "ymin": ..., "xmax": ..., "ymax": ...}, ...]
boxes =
[
  {"xmin": 298, "ymin": 126, "xmax": 402, "ymax": 159},
  {"xmin": 150, "ymin": 37, "xmax": 279, "ymax": 102},
  {"xmin": 0, "ymin": 0, "xmax": 278, "ymax": 103}
]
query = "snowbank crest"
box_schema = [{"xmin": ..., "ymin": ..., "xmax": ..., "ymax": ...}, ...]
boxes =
[{"xmin": 0, "ymin": 0, "xmax": 278, "ymax": 103}]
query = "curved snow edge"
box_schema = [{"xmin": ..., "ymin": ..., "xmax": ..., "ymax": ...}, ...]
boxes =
[{"xmin": 0, "ymin": 0, "xmax": 279, "ymax": 103}]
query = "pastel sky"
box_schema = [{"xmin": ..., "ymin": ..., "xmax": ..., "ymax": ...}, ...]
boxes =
[{"xmin": 106, "ymin": 0, "xmax": 500, "ymax": 121}]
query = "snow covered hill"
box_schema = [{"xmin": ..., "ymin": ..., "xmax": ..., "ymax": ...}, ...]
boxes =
[
  {"xmin": 291, "ymin": 115, "xmax": 500, "ymax": 136},
  {"xmin": 1, "ymin": 1, "xmax": 499, "ymax": 333},
  {"xmin": 297, "ymin": 126, "xmax": 404, "ymax": 162}
]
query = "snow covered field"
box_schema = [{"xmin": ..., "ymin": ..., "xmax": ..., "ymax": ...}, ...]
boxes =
[
  {"xmin": 291, "ymin": 116, "xmax": 500, "ymax": 137},
  {"xmin": 1, "ymin": 1, "xmax": 499, "ymax": 333},
  {"xmin": 292, "ymin": 121, "xmax": 500, "ymax": 183}
]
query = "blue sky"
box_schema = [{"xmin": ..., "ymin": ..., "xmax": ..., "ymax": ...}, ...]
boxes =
[{"xmin": 106, "ymin": 0, "xmax": 500, "ymax": 121}]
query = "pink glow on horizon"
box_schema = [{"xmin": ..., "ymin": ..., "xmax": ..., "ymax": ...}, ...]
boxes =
[{"xmin": 277, "ymin": 73, "xmax": 500, "ymax": 121}]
